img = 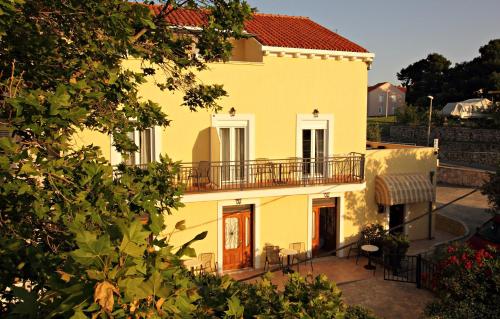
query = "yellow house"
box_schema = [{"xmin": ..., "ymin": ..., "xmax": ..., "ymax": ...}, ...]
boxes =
[{"xmin": 73, "ymin": 10, "xmax": 437, "ymax": 272}]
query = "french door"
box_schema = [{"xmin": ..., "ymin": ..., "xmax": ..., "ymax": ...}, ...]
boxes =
[
  {"xmin": 223, "ymin": 207, "xmax": 253, "ymax": 270},
  {"xmin": 220, "ymin": 127, "xmax": 247, "ymax": 182},
  {"xmin": 302, "ymin": 128, "xmax": 326, "ymax": 176}
]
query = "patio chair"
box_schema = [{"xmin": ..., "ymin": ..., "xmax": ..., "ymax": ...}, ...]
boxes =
[
  {"xmin": 347, "ymin": 236, "xmax": 366, "ymax": 265},
  {"xmin": 264, "ymin": 245, "xmax": 283, "ymax": 272},
  {"xmin": 290, "ymin": 242, "xmax": 313, "ymax": 272},
  {"xmin": 287, "ymin": 157, "xmax": 302, "ymax": 185},
  {"xmin": 188, "ymin": 161, "xmax": 214, "ymax": 190},
  {"xmin": 198, "ymin": 253, "xmax": 218, "ymax": 274}
]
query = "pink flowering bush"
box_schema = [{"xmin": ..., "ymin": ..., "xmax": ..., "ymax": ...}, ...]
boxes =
[{"xmin": 425, "ymin": 244, "xmax": 500, "ymax": 319}]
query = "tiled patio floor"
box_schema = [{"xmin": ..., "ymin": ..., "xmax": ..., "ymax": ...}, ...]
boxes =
[
  {"xmin": 230, "ymin": 256, "xmax": 375, "ymax": 289},
  {"xmin": 228, "ymin": 255, "xmax": 435, "ymax": 319}
]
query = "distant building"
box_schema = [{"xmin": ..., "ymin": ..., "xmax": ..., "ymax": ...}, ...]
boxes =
[{"xmin": 367, "ymin": 82, "xmax": 406, "ymax": 117}]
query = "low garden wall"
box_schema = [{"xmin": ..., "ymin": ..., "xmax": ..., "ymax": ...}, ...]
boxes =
[
  {"xmin": 435, "ymin": 213, "xmax": 468, "ymax": 238},
  {"xmin": 437, "ymin": 165, "xmax": 493, "ymax": 187}
]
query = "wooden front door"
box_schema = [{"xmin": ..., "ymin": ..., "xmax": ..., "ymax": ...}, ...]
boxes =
[
  {"xmin": 223, "ymin": 207, "xmax": 253, "ymax": 270},
  {"xmin": 312, "ymin": 200, "xmax": 337, "ymax": 257}
]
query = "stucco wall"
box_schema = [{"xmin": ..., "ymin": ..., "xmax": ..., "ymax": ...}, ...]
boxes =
[
  {"xmin": 73, "ymin": 55, "xmax": 369, "ymax": 163},
  {"xmin": 164, "ymin": 195, "xmax": 309, "ymax": 271},
  {"xmin": 364, "ymin": 147, "xmax": 437, "ymax": 241}
]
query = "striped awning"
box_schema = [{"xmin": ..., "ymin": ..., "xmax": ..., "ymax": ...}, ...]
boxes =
[{"xmin": 375, "ymin": 174, "xmax": 435, "ymax": 206}]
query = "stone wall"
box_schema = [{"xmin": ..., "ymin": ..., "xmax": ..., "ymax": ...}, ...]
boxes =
[
  {"xmin": 389, "ymin": 126, "xmax": 500, "ymax": 168},
  {"xmin": 437, "ymin": 165, "xmax": 493, "ymax": 188}
]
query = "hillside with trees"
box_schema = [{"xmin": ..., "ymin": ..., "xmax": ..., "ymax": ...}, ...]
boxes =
[{"xmin": 397, "ymin": 39, "xmax": 500, "ymax": 109}]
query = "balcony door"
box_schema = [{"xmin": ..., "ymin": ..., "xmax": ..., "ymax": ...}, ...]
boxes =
[
  {"xmin": 219, "ymin": 127, "xmax": 247, "ymax": 182},
  {"xmin": 302, "ymin": 128, "xmax": 326, "ymax": 176}
]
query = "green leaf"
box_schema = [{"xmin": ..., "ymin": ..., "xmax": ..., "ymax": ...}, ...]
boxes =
[
  {"xmin": 175, "ymin": 220, "xmax": 186, "ymax": 231},
  {"xmin": 19, "ymin": 162, "xmax": 36, "ymax": 175},
  {"xmin": 175, "ymin": 231, "xmax": 207, "ymax": 257},
  {"xmin": 70, "ymin": 310, "xmax": 88, "ymax": 319},
  {"xmin": 225, "ymin": 296, "xmax": 244, "ymax": 318},
  {"xmin": 11, "ymin": 287, "xmax": 38, "ymax": 315},
  {"xmin": 149, "ymin": 211, "xmax": 164, "ymax": 234}
]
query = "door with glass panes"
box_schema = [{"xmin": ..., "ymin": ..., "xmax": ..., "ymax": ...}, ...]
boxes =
[
  {"xmin": 223, "ymin": 206, "xmax": 253, "ymax": 270},
  {"xmin": 302, "ymin": 128, "xmax": 326, "ymax": 176},
  {"xmin": 219, "ymin": 127, "xmax": 247, "ymax": 182}
]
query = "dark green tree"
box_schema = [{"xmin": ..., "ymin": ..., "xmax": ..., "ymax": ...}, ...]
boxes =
[
  {"xmin": 481, "ymin": 165, "xmax": 500, "ymax": 215},
  {"xmin": 397, "ymin": 53, "xmax": 451, "ymax": 108},
  {"xmin": 398, "ymin": 39, "xmax": 500, "ymax": 109},
  {"xmin": 441, "ymin": 39, "xmax": 500, "ymax": 104}
]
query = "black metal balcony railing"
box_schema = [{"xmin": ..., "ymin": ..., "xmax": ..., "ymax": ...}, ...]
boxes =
[{"xmin": 176, "ymin": 153, "xmax": 365, "ymax": 193}]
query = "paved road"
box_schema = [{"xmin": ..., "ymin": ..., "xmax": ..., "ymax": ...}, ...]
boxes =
[{"xmin": 436, "ymin": 184, "xmax": 492, "ymax": 234}]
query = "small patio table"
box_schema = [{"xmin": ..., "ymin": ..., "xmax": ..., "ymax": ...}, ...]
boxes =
[
  {"xmin": 361, "ymin": 244, "xmax": 379, "ymax": 270},
  {"xmin": 280, "ymin": 248, "xmax": 298, "ymax": 274},
  {"xmin": 183, "ymin": 258, "xmax": 202, "ymax": 273}
]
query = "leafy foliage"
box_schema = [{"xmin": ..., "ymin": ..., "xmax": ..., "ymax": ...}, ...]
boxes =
[
  {"xmin": 425, "ymin": 244, "xmax": 500, "ymax": 319},
  {"xmin": 481, "ymin": 166, "xmax": 500, "ymax": 214},
  {"xmin": 366, "ymin": 123, "xmax": 381, "ymax": 142},
  {"xmin": 0, "ymin": 0, "xmax": 254, "ymax": 317},
  {"xmin": 193, "ymin": 273, "xmax": 379, "ymax": 318}
]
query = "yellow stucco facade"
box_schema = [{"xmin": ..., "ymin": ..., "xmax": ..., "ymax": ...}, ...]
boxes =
[{"xmin": 72, "ymin": 38, "xmax": 437, "ymax": 273}]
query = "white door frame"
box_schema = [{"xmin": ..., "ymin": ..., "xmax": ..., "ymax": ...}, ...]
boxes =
[
  {"xmin": 307, "ymin": 193, "xmax": 345, "ymax": 257},
  {"xmin": 296, "ymin": 114, "xmax": 334, "ymax": 158}
]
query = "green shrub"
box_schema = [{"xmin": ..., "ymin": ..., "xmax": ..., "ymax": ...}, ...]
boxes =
[
  {"xmin": 367, "ymin": 123, "xmax": 382, "ymax": 142},
  {"xmin": 395, "ymin": 104, "xmax": 423, "ymax": 125},
  {"xmin": 382, "ymin": 234, "xmax": 410, "ymax": 257},
  {"xmin": 425, "ymin": 244, "xmax": 500, "ymax": 319},
  {"xmin": 193, "ymin": 272, "xmax": 378, "ymax": 318},
  {"xmin": 345, "ymin": 305, "xmax": 379, "ymax": 319}
]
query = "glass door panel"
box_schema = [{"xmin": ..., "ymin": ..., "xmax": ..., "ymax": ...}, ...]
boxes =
[
  {"xmin": 234, "ymin": 128, "xmax": 245, "ymax": 180},
  {"xmin": 224, "ymin": 217, "xmax": 240, "ymax": 249},
  {"xmin": 302, "ymin": 128, "xmax": 326, "ymax": 176},
  {"xmin": 302, "ymin": 129, "xmax": 312, "ymax": 175},
  {"xmin": 220, "ymin": 128, "xmax": 231, "ymax": 181},
  {"xmin": 314, "ymin": 129, "xmax": 325, "ymax": 175}
]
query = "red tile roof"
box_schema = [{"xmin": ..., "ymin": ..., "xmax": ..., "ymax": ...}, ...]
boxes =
[
  {"xmin": 151, "ymin": 6, "xmax": 369, "ymax": 53},
  {"xmin": 368, "ymin": 82, "xmax": 388, "ymax": 92},
  {"xmin": 368, "ymin": 82, "xmax": 407, "ymax": 94}
]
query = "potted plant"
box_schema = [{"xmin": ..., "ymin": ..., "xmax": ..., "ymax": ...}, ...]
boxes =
[
  {"xmin": 382, "ymin": 234, "xmax": 410, "ymax": 273},
  {"xmin": 360, "ymin": 224, "xmax": 386, "ymax": 258}
]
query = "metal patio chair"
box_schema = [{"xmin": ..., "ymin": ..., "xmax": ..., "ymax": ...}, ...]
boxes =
[
  {"xmin": 347, "ymin": 236, "xmax": 367, "ymax": 265},
  {"xmin": 188, "ymin": 161, "xmax": 214, "ymax": 190},
  {"xmin": 198, "ymin": 252, "xmax": 218, "ymax": 274},
  {"xmin": 264, "ymin": 245, "xmax": 283, "ymax": 272},
  {"xmin": 290, "ymin": 242, "xmax": 313, "ymax": 272}
]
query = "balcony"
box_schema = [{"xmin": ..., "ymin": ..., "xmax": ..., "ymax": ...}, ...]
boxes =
[{"xmin": 177, "ymin": 153, "xmax": 365, "ymax": 193}]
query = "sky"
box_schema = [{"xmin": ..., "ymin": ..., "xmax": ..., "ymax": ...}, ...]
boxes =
[{"xmin": 246, "ymin": 0, "xmax": 500, "ymax": 86}]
